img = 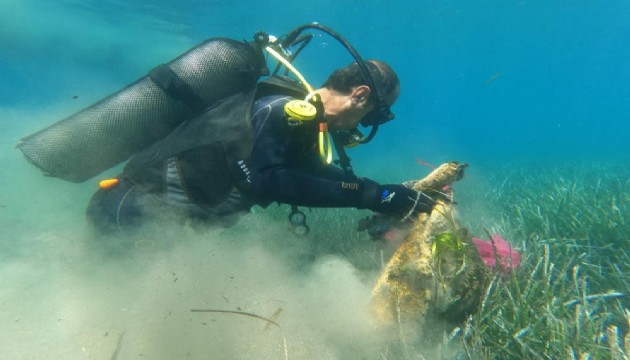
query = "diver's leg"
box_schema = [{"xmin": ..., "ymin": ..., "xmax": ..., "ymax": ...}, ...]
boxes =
[{"xmin": 86, "ymin": 179, "xmax": 143, "ymax": 233}]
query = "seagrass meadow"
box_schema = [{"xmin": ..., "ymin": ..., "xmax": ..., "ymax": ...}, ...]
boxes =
[{"xmin": 458, "ymin": 163, "xmax": 629, "ymax": 359}]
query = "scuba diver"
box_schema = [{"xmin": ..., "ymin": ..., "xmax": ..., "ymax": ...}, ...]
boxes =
[
  {"xmin": 85, "ymin": 59, "xmax": 437, "ymax": 234},
  {"xmin": 16, "ymin": 24, "xmax": 440, "ymax": 235}
]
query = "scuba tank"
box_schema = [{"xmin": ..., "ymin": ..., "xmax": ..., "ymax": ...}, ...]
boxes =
[{"xmin": 17, "ymin": 35, "xmax": 269, "ymax": 183}]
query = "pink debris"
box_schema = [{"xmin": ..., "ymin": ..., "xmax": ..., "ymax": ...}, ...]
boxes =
[
  {"xmin": 472, "ymin": 234, "xmax": 521, "ymax": 272},
  {"xmin": 382, "ymin": 228, "xmax": 409, "ymax": 245}
]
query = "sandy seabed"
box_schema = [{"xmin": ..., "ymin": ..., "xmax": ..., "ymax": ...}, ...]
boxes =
[{"xmin": 0, "ymin": 211, "xmax": 400, "ymax": 360}]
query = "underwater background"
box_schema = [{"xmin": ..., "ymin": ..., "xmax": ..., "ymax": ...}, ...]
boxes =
[{"xmin": 1, "ymin": 0, "xmax": 628, "ymax": 359}]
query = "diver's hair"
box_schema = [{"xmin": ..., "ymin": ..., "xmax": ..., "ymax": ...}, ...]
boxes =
[{"xmin": 322, "ymin": 60, "xmax": 399, "ymax": 104}]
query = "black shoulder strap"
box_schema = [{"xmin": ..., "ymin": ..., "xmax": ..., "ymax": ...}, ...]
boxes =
[
  {"xmin": 149, "ymin": 64, "xmax": 206, "ymax": 112},
  {"xmin": 255, "ymin": 75, "xmax": 309, "ymax": 100}
]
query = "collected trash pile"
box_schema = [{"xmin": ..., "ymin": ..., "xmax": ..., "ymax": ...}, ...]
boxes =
[{"xmin": 371, "ymin": 162, "xmax": 520, "ymax": 340}]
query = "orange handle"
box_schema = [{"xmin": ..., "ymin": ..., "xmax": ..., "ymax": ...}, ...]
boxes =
[{"xmin": 98, "ymin": 178, "xmax": 120, "ymax": 190}]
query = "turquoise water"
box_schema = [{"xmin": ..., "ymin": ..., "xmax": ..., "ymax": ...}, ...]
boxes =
[
  {"xmin": 1, "ymin": 1, "xmax": 628, "ymax": 358},
  {"xmin": 4, "ymin": 1, "xmax": 629, "ymax": 168}
]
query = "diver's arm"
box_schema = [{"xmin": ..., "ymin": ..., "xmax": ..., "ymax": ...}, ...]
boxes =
[
  {"xmin": 252, "ymin": 164, "xmax": 374, "ymax": 208},
  {"xmin": 251, "ymin": 141, "xmax": 434, "ymax": 216}
]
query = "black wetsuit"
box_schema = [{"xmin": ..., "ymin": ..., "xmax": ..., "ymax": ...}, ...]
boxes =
[
  {"xmin": 249, "ymin": 95, "xmax": 373, "ymax": 208},
  {"xmin": 86, "ymin": 93, "xmax": 376, "ymax": 232}
]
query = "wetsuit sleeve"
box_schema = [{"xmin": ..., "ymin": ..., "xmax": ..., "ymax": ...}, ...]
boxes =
[{"xmin": 249, "ymin": 96, "xmax": 379, "ymax": 208}]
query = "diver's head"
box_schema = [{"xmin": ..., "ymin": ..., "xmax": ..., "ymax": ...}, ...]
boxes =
[{"xmin": 320, "ymin": 60, "xmax": 399, "ymax": 130}]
